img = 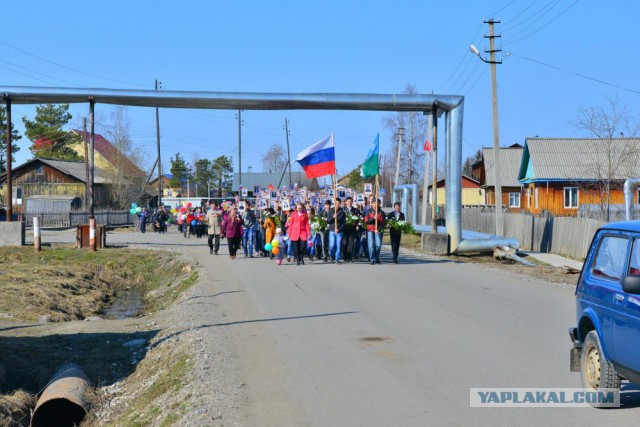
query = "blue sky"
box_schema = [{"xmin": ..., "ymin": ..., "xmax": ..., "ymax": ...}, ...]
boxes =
[{"xmin": 3, "ymin": 0, "xmax": 639, "ymax": 178}]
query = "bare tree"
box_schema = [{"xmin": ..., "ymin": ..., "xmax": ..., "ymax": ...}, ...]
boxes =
[
  {"xmin": 261, "ymin": 143, "xmax": 287, "ymax": 173},
  {"xmin": 100, "ymin": 106, "xmax": 151, "ymax": 208},
  {"xmin": 382, "ymin": 83, "xmax": 428, "ymax": 186},
  {"xmin": 571, "ymin": 95, "xmax": 640, "ymax": 221}
]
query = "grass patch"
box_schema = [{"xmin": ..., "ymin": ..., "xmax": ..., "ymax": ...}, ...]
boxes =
[
  {"xmin": 383, "ymin": 232, "xmax": 422, "ymax": 251},
  {"xmin": 114, "ymin": 352, "xmax": 192, "ymax": 427},
  {"xmin": 0, "ymin": 246, "xmax": 195, "ymax": 322}
]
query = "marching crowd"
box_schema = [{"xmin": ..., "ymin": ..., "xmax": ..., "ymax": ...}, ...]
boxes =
[{"xmin": 141, "ymin": 196, "xmax": 406, "ymax": 266}]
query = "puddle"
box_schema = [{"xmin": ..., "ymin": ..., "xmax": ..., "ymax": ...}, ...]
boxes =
[{"xmin": 104, "ymin": 288, "xmax": 145, "ymax": 319}]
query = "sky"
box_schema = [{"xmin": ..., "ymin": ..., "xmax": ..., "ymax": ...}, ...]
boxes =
[{"xmin": 2, "ymin": 0, "xmax": 639, "ymax": 180}]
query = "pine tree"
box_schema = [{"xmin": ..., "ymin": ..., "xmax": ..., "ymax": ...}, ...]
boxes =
[
  {"xmin": 22, "ymin": 104, "xmax": 81, "ymax": 161},
  {"xmin": 169, "ymin": 153, "xmax": 191, "ymax": 192},
  {"xmin": 0, "ymin": 106, "xmax": 21, "ymax": 173}
]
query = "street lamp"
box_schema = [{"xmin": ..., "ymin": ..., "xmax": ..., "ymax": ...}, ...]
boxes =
[
  {"xmin": 394, "ymin": 126, "xmax": 405, "ymax": 187},
  {"xmin": 470, "ymin": 35, "xmax": 504, "ymax": 236}
]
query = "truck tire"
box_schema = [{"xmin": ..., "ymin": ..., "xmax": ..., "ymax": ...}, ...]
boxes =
[{"xmin": 581, "ymin": 330, "xmax": 620, "ymax": 405}]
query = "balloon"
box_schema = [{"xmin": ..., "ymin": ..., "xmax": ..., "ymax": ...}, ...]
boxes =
[
  {"xmin": 265, "ymin": 243, "xmax": 273, "ymax": 252},
  {"xmin": 191, "ymin": 220, "xmax": 197, "ymax": 226},
  {"xmin": 180, "ymin": 207, "xmax": 186, "ymax": 213},
  {"xmin": 187, "ymin": 202, "xmax": 192, "ymax": 207},
  {"xmin": 271, "ymin": 239, "xmax": 279, "ymax": 248},
  {"xmin": 272, "ymin": 247, "xmax": 280, "ymax": 255},
  {"xmin": 308, "ymin": 240, "xmax": 313, "ymax": 248},
  {"xmin": 167, "ymin": 218, "xmax": 171, "ymax": 223},
  {"xmin": 136, "ymin": 207, "xmax": 142, "ymax": 213},
  {"xmin": 130, "ymin": 209, "xmax": 135, "ymax": 215}
]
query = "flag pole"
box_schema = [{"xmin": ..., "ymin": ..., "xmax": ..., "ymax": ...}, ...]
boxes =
[
  {"xmin": 332, "ymin": 133, "xmax": 338, "ymax": 233},
  {"xmin": 375, "ymin": 173, "xmax": 379, "ymax": 233}
]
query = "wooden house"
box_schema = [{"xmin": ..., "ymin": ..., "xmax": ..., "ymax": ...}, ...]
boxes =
[
  {"xmin": 518, "ymin": 137, "xmax": 640, "ymax": 217},
  {"xmin": 0, "ymin": 159, "xmax": 110, "ymax": 212},
  {"xmin": 479, "ymin": 144, "xmax": 525, "ymax": 212},
  {"xmin": 149, "ymin": 173, "xmax": 181, "ymax": 198},
  {"xmin": 427, "ymin": 175, "xmax": 485, "ymax": 206}
]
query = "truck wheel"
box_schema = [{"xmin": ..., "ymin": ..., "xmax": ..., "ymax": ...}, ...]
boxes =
[{"xmin": 581, "ymin": 330, "xmax": 620, "ymax": 398}]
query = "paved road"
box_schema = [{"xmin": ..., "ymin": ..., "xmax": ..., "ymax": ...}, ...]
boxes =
[{"xmin": 32, "ymin": 228, "xmax": 640, "ymax": 426}]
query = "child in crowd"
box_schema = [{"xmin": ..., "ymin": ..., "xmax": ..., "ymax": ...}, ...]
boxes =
[{"xmin": 274, "ymin": 227, "xmax": 287, "ymax": 266}]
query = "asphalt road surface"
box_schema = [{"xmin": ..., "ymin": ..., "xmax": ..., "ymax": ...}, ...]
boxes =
[{"xmin": 33, "ymin": 228, "xmax": 640, "ymax": 426}]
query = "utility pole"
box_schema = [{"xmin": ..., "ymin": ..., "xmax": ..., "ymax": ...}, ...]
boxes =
[
  {"xmin": 394, "ymin": 126, "xmax": 405, "ymax": 187},
  {"xmin": 83, "ymin": 117, "xmax": 89, "ymax": 209},
  {"xmin": 487, "ymin": 19, "xmax": 504, "ymax": 236},
  {"xmin": 5, "ymin": 98, "xmax": 12, "ymax": 222},
  {"xmin": 237, "ymin": 110, "xmax": 243, "ymax": 189},
  {"xmin": 284, "ymin": 118, "xmax": 292, "ymax": 190},
  {"xmin": 408, "ymin": 113, "xmax": 413, "ymax": 183},
  {"xmin": 155, "ymin": 79, "xmax": 163, "ymax": 207},
  {"xmin": 431, "ymin": 105, "xmax": 438, "ymax": 233},
  {"xmin": 470, "ymin": 19, "xmax": 503, "ymax": 236},
  {"xmin": 421, "ymin": 113, "xmax": 432, "ymax": 225}
]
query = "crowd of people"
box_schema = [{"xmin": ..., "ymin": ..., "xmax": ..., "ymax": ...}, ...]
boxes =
[
  {"xmin": 141, "ymin": 196, "xmax": 407, "ymax": 266},
  {"xmin": 188, "ymin": 197, "xmax": 405, "ymax": 265}
]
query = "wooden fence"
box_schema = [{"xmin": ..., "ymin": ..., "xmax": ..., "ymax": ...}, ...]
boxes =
[
  {"xmin": 21, "ymin": 210, "xmax": 135, "ymax": 228},
  {"xmin": 461, "ymin": 207, "xmax": 604, "ymax": 260}
]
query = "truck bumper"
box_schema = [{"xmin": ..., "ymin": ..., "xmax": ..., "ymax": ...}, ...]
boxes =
[{"xmin": 569, "ymin": 327, "xmax": 581, "ymax": 372}]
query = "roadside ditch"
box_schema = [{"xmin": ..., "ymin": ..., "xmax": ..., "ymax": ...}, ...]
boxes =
[{"xmin": 0, "ymin": 245, "xmax": 199, "ymax": 426}]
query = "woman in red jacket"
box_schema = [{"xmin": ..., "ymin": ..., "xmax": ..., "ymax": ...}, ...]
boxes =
[
  {"xmin": 221, "ymin": 207, "xmax": 244, "ymax": 259},
  {"xmin": 288, "ymin": 202, "xmax": 311, "ymax": 266}
]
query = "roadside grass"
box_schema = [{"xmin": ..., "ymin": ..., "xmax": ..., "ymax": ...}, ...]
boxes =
[
  {"xmin": 0, "ymin": 245, "xmax": 197, "ymax": 322},
  {"xmin": 108, "ymin": 352, "xmax": 193, "ymax": 427}
]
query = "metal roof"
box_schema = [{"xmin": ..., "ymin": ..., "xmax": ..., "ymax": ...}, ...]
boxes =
[
  {"xmin": 232, "ymin": 172, "xmax": 317, "ymax": 191},
  {"xmin": 1, "ymin": 86, "xmax": 462, "ymax": 112},
  {"xmin": 521, "ymin": 138, "xmax": 640, "ymax": 182},
  {"xmin": 0, "ymin": 158, "xmax": 110, "ymax": 184},
  {"xmin": 482, "ymin": 146, "xmax": 524, "ymax": 187}
]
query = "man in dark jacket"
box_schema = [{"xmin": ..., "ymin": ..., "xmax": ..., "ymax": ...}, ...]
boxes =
[
  {"xmin": 364, "ymin": 199, "xmax": 385, "ymax": 265},
  {"xmin": 328, "ymin": 198, "xmax": 346, "ymax": 264},
  {"xmin": 318, "ymin": 200, "xmax": 333, "ymax": 261},
  {"xmin": 387, "ymin": 202, "xmax": 405, "ymax": 264},
  {"xmin": 342, "ymin": 197, "xmax": 360, "ymax": 262}
]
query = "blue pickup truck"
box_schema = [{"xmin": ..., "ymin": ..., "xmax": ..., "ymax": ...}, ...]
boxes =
[{"xmin": 570, "ymin": 221, "xmax": 640, "ymax": 400}]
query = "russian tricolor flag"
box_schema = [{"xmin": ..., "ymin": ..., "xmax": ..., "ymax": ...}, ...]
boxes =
[{"xmin": 295, "ymin": 134, "xmax": 336, "ymax": 178}]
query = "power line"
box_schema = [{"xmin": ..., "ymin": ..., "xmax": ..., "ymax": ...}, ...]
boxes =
[
  {"xmin": 501, "ymin": 0, "xmax": 560, "ymax": 32},
  {"xmin": 504, "ymin": 0, "xmax": 579, "ymax": 46},
  {"xmin": 0, "ymin": 39, "xmax": 147, "ymax": 87},
  {"xmin": 434, "ymin": 22, "xmax": 484, "ymax": 92},
  {"xmin": 506, "ymin": 51, "xmax": 640, "ymax": 95}
]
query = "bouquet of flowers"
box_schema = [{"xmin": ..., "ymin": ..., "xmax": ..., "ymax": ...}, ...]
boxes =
[
  {"xmin": 345, "ymin": 212, "xmax": 362, "ymax": 227},
  {"xmin": 386, "ymin": 218, "xmax": 414, "ymax": 234},
  {"xmin": 310, "ymin": 216, "xmax": 328, "ymax": 232}
]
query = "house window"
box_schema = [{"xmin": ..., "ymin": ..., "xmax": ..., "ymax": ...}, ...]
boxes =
[
  {"xmin": 535, "ymin": 187, "xmax": 539, "ymax": 209},
  {"xmin": 508, "ymin": 192, "xmax": 520, "ymax": 208},
  {"xmin": 35, "ymin": 164, "xmax": 43, "ymax": 175},
  {"xmin": 564, "ymin": 187, "xmax": 578, "ymax": 209}
]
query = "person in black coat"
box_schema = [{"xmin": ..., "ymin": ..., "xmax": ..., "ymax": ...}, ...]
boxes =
[{"xmin": 387, "ymin": 202, "xmax": 405, "ymax": 264}]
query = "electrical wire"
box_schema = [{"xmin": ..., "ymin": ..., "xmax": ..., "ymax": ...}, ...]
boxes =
[
  {"xmin": 0, "ymin": 39, "xmax": 147, "ymax": 88},
  {"xmin": 501, "ymin": 0, "xmax": 560, "ymax": 32},
  {"xmin": 487, "ymin": 0, "xmax": 519, "ymax": 18},
  {"xmin": 503, "ymin": 0, "xmax": 579, "ymax": 46},
  {"xmin": 506, "ymin": 51, "xmax": 640, "ymax": 95}
]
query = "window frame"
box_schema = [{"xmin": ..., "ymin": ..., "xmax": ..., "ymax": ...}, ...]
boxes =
[
  {"xmin": 508, "ymin": 192, "xmax": 521, "ymax": 208},
  {"xmin": 564, "ymin": 186, "xmax": 578, "ymax": 209}
]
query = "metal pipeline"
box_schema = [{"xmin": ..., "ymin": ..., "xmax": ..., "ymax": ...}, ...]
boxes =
[
  {"xmin": 624, "ymin": 178, "xmax": 640, "ymax": 221},
  {"xmin": 31, "ymin": 364, "xmax": 90, "ymax": 427},
  {"xmin": 456, "ymin": 238, "xmax": 520, "ymax": 253},
  {"xmin": 392, "ymin": 184, "xmax": 418, "ymax": 225}
]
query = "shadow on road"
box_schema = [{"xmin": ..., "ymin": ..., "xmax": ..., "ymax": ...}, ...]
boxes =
[{"xmin": 150, "ymin": 311, "xmax": 357, "ymax": 350}]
